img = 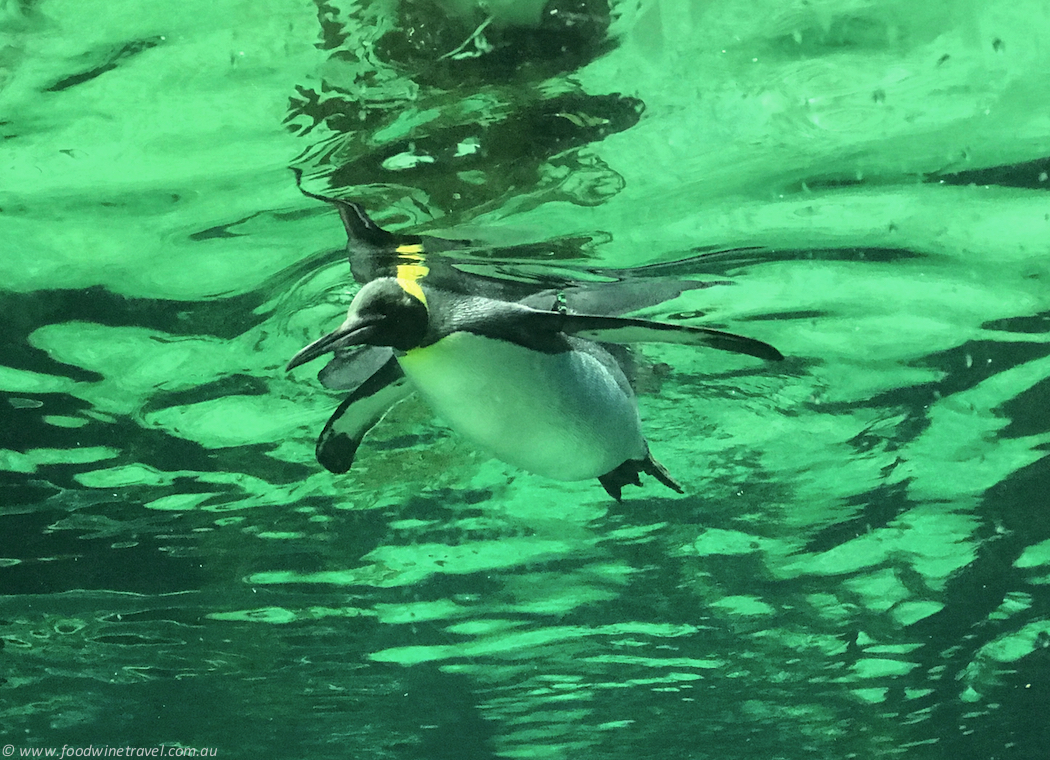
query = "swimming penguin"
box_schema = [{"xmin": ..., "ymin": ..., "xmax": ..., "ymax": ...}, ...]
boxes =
[{"xmin": 287, "ymin": 271, "xmax": 783, "ymax": 500}]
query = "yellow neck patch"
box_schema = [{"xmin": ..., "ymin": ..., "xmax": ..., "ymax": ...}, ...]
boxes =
[{"xmin": 394, "ymin": 244, "xmax": 429, "ymax": 306}]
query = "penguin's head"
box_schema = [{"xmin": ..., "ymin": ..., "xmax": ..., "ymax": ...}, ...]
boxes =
[{"xmin": 286, "ymin": 278, "xmax": 428, "ymax": 370}]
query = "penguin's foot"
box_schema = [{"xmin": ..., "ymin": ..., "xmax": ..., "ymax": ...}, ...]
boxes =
[{"xmin": 598, "ymin": 454, "xmax": 684, "ymax": 501}]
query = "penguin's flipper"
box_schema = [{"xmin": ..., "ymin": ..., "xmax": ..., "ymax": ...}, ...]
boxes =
[
  {"xmin": 319, "ymin": 346, "xmax": 396, "ymax": 391},
  {"xmin": 315, "ymin": 356, "xmax": 412, "ymax": 474},
  {"xmin": 599, "ymin": 453, "xmax": 684, "ymax": 501},
  {"xmin": 552, "ymin": 313, "xmax": 784, "ymax": 362},
  {"xmin": 521, "ymin": 280, "xmax": 726, "ymax": 318}
]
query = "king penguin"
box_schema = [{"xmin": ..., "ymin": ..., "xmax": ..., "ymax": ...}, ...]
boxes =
[{"xmin": 287, "ymin": 268, "xmax": 784, "ymax": 500}]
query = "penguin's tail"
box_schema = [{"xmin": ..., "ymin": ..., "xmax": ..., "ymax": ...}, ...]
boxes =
[{"xmin": 598, "ymin": 453, "xmax": 684, "ymax": 501}]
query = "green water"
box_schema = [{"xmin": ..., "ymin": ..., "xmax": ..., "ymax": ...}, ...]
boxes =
[{"xmin": 3, "ymin": 0, "xmax": 1050, "ymax": 757}]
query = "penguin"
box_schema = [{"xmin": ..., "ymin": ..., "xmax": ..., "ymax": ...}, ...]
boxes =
[
  {"xmin": 285, "ymin": 174, "xmax": 784, "ymax": 497},
  {"xmin": 287, "ymin": 270, "xmax": 783, "ymax": 500}
]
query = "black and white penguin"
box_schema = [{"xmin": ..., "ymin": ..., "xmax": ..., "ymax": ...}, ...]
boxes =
[{"xmin": 287, "ymin": 260, "xmax": 783, "ymax": 500}]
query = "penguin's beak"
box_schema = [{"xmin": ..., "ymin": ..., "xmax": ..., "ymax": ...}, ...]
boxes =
[{"xmin": 286, "ymin": 317, "xmax": 380, "ymax": 371}]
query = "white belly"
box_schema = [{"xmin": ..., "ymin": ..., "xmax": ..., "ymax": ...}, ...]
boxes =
[{"xmin": 397, "ymin": 333, "xmax": 646, "ymax": 481}]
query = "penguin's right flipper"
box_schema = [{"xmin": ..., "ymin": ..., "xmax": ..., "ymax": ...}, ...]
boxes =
[
  {"xmin": 551, "ymin": 312, "xmax": 784, "ymax": 362},
  {"xmin": 316, "ymin": 356, "xmax": 412, "ymax": 474},
  {"xmin": 522, "ymin": 280, "xmax": 725, "ymax": 318},
  {"xmin": 598, "ymin": 453, "xmax": 684, "ymax": 501}
]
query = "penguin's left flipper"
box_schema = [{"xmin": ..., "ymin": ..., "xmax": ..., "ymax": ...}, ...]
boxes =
[
  {"xmin": 315, "ymin": 356, "xmax": 412, "ymax": 474},
  {"xmin": 319, "ymin": 346, "xmax": 396, "ymax": 391},
  {"xmin": 554, "ymin": 313, "xmax": 784, "ymax": 361},
  {"xmin": 599, "ymin": 453, "xmax": 684, "ymax": 501}
]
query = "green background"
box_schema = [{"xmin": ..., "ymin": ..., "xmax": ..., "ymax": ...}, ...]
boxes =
[{"xmin": 2, "ymin": 0, "xmax": 1049, "ymax": 757}]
